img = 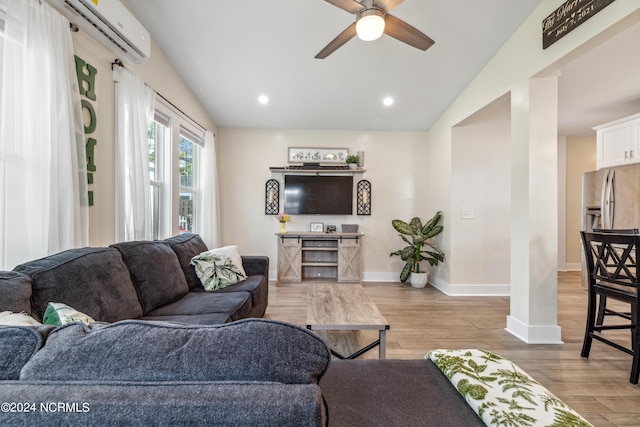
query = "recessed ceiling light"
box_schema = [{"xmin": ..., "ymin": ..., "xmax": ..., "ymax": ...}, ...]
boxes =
[
  {"xmin": 383, "ymin": 97, "xmax": 394, "ymax": 107},
  {"xmin": 258, "ymin": 95, "xmax": 269, "ymax": 105}
]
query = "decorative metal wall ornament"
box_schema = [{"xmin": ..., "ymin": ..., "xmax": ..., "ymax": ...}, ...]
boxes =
[
  {"xmin": 265, "ymin": 179, "xmax": 280, "ymax": 215},
  {"xmin": 357, "ymin": 179, "xmax": 371, "ymax": 215}
]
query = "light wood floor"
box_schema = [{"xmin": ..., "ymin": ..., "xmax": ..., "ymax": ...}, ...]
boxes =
[{"xmin": 263, "ymin": 271, "xmax": 640, "ymax": 427}]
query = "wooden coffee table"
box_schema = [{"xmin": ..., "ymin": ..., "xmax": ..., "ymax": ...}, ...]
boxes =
[{"xmin": 306, "ymin": 283, "xmax": 390, "ymax": 359}]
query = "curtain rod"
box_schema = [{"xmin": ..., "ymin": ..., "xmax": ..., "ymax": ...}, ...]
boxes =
[{"xmin": 111, "ymin": 59, "xmax": 212, "ymax": 137}]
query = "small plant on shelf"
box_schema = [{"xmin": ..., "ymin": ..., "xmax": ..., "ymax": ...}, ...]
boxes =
[
  {"xmin": 346, "ymin": 154, "xmax": 360, "ymax": 164},
  {"xmin": 346, "ymin": 154, "xmax": 359, "ymax": 169}
]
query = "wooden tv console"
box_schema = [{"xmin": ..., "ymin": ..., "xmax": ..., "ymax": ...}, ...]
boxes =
[{"xmin": 276, "ymin": 232, "xmax": 363, "ymax": 283}]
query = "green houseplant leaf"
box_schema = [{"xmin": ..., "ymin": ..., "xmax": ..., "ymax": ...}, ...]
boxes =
[{"xmin": 390, "ymin": 211, "xmax": 445, "ymax": 283}]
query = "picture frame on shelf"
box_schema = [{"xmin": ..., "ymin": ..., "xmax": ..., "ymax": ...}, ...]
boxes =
[
  {"xmin": 310, "ymin": 222, "xmax": 324, "ymax": 232},
  {"xmin": 288, "ymin": 147, "xmax": 348, "ymax": 164}
]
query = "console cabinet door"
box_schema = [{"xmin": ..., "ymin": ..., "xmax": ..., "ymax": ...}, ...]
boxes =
[
  {"xmin": 277, "ymin": 237, "xmax": 302, "ymax": 282},
  {"xmin": 338, "ymin": 238, "xmax": 361, "ymax": 283}
]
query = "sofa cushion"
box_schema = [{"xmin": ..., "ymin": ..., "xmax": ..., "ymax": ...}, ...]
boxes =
[
  {"xmin": 145, "ymin": 291, "xmax": 253, "ymax": 321},
  {"xmin": 211, "ymin": 275, "xmax": 268, "ymax": 318},
  {"xmin": 0, "ymin": 271, "xmax": 32, "ymax": 315},
  {"xmin": 110, "ymin": 241, "xmax": 188, "ymax": 314},
  {"xmin": 164, "ymin": 233, "xmax": 209, "ymax": 290},
  {"xmin": 0, "ymin": 325, "xmax": 53, "ymax": 380},
  {"xmin": 14, "ymin": 247, "xmax": 143, "ymax": 322},
  {"xmin": 21, "ymin": 319, "xmax": 331, "ymax": 384},
  {"xmin": 141, "ymin": 312, "xmax": 232, "ymax": 325}
]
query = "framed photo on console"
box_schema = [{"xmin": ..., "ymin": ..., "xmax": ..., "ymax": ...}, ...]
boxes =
[{"xmin": 310, "ymin": 222, "xmax": 324, "ymax": 232}]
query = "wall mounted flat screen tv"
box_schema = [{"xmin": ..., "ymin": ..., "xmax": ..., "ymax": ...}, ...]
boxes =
[{"xmin": 284, "ymin": 175, "xmax": 353, "ymax": 215}]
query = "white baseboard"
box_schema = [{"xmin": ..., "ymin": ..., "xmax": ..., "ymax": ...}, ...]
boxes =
[
  {"xmin": 430, "ymin": 279, "xmax": 510, "ymax": 296},
  {"xmin": 564, "ymin": 263, "xmax": 581, "ymax": 271},
  {"xmin": 270, "ymin": 272, "xmax": 401, "ymax": 283},
  {"xmin": 363, "ymin": 273, "xmax": 511, "ymax": 296},
  {"xmin": 505, "ymin": 315, "xmax": 564, "ymax": 344},
  {"xmin": 362, "ymin": 272, "xmax": 399, "ymax": 282}
]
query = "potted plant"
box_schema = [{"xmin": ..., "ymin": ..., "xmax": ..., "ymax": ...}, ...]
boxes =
[
  {"xmin": 389, "ymin": 211, "xmax": 444, "ymax": 288},
  {"xmin": 346, "ymin": 154, "xmax": 359, "ymax": 169}
]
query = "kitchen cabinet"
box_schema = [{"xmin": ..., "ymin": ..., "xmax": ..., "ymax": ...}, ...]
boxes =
[
  {"xmin": 276, "ymin": 233, "xmax": 362, "ymax": 283},
  {"xmin": 595, "ymin": 113, "xmax": 640, "ymax": 169}
]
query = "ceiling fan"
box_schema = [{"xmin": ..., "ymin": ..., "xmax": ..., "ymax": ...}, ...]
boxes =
[{"xmin": 315, "ymin": 0, "xmax": 434, "ymax": 59}]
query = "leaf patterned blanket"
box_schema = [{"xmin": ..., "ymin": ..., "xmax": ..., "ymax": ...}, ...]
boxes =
[{"xmin": 426, "ymin": 349, "xmax": 592, "ymax": 427}]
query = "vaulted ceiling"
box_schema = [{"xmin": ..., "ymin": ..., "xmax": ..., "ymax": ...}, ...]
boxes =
[
  {"xmin": 126, "ymin": 1, "xmax": 640, "ymax": 136},
  {"xmin": 127, "ymin": 0, "xmax": 542, "ymax": 131}
]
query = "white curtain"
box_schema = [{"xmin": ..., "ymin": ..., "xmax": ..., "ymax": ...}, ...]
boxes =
[
  {"xmin": 113, "ymin": 66, "xmax": 155, "ymax": 241},
  {"xmin": 0, "ymin": 0, "xmax": 88, "ymax": 270},
  {"xmin": 198, "ymin": 131, "xmax": 220, "ymax": 247}
]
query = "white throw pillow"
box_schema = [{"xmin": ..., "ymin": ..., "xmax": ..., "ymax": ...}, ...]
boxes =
[
  {"xmin": 201, "ymin": 245, "xmax": 247, "ymax": 277},
  {"xmin": 0, "ymin": 311, "xmax": 42, "ymax": 326},
  {"xmin": 190, "ymin": 253, "xmax": 246, "ymax": 291}
]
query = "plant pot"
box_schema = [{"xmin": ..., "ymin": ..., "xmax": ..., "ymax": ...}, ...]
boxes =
[
  {"xmin": 410, "ymin": 272, "xmax": 428, "ymax": 288},
  {"xmin": 348, "ymin": 163, "xmax": 357, "ymax": 170}
]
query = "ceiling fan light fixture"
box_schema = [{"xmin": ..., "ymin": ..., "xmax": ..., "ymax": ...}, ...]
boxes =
[{"xmin": 356, "ymin": 8, "xmax": 385, "ymax": 41}]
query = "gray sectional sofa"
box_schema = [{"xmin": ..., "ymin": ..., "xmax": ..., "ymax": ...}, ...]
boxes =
[
  {"xmin": 0, "ymin": 234, "xmax": 337, "ymax": 425},
  {"xmin": 3, "ymin": 233, "xmax": 268, "ymax": 325},
  {"xmin": 0, "ymin": 233, "xmax": 512, "ymax": 426}
]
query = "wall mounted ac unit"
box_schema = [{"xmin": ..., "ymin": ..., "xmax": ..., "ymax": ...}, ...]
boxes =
[{"xmin": 47, "ymin": 0, "xmax": 150, "ymax": 64}]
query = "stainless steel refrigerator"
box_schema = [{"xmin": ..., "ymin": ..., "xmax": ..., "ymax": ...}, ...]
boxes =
[{"xmin": 581, "ymin": 164, "xmax": 640, "ymax": 285}]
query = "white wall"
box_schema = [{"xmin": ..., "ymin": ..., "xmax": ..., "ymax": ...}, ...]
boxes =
[
  {"xmin": 426, "ymin": 1, "xmax": 640, "ymax": 290},
  {"xmin": 216, "ymin": 129, "xmax": 428, "ymax": 281},
  {"xmin": 70, "ymin": 12, "xmax": 217, "ymax": 246},
  {"xmin": 449, "ymin": 95, "xmax": 511, "ymax": 294},
  {"xmin": 421, "ymin": 0, "xmax": 639, "ymax": 341},
  {"xmin": 565, "ymin": 136, "xmax": 596, "ymax": 269}
]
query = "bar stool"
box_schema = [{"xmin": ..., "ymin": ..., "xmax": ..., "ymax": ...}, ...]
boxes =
[{"xmin": 581, "ymin": 231, "xmax": 639, "ymax": 384}]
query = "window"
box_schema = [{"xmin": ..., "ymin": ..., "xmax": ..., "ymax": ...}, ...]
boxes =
[
  {"xmin": 178, "ymin": 133, "xmax": 197, "ymax": 234},
  {"xmin": 148, "ymin": 115, "xmax": 169, "ymax": 240},
  {"xmin": 148, "ymin": 97, "xmax": 203, "ymax": 239},
  {"xmin": 0, "ymin": 2, "xmax": 7, "ymax": 115}
]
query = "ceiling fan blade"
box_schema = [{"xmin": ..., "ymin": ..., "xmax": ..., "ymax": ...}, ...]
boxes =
[
  {"xmin": 374, "ymin": 0, "xmax": 404, "ymax": 12},
  {"xmin": 384, "ymin": 14, "xmax": 434, "ymax": 51},
  {"xmin": 323, "ymin": 0, "xmax": 365, "ymax": 14},
  {"xmin": 315, "ymin": 23, "xmax": 357, "ymax": 59}
]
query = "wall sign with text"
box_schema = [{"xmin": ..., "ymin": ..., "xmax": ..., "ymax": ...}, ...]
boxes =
[
  {"xmin": 543, "ymin": 0, "xmax": 616, "ymax": 49},
  {"xmin": 74, "ymin": 56, "xmax": 98, "ymax": 206}
]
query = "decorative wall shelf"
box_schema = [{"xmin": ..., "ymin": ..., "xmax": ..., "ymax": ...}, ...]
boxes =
[{"xmin": 269, "ymin": 166, "xmax": 366, "ymax": 174}]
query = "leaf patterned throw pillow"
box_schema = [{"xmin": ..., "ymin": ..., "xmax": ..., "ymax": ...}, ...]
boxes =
[
  {"xmin": 190, "ymin": 253, "xmax": 246, "ymax": 291},
  {"xmin": 42, "ymin": 302, "xmax": 95, "ymax": 326},
  {"xmin": 426, "ymin": 349, "xmax": 592, "ymax": 427}
]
